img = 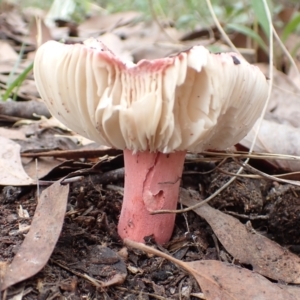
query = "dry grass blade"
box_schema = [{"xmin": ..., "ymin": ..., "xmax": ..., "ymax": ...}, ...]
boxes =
[{"xmin": 201, "ymin": 150, "xmax": 300, "ymax": 162}]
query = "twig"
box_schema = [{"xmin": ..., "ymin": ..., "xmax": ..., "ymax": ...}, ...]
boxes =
[
  {"xmin": 124, "ymin": 238, "xmax": 216, "ymax": 298},
  {"xmin": 89, "ymin": 168, "xmax": 125, "ymax": 185},
  {"xmin": 212, "ymin": 234, "xmax": 221, "ymax": 260},
  {"xmin": 183, "ymin": 157, "xmax": 228, "ymax": 175},
  {"xmin": 61, "ymin": 176, "xmax": 84, "ymax": 185},
  {"xmin": 233, "ymin": 158, "xmax": 300, "ymax": 187},
  {"xmin": 51, "ymin": 259, "xmax": 103, "ymax": 289},
  {"xmin": 115, "ymin": 286, "xmax": 170, "ymax": 300},
  {"xmin": 217, "ymin": 169, "xmax": 262, "ymax": 179},
  {"xmin": 151, "ymin": 176, "xmax": 238, "ymax": 215},
  {"xmin": 225, "ymin": 211, "xmax": 269, "ymax": 220},
  {"xmin": 106, "ymin": 184, "xmax": 124, "ymax": 195},
  {"xmin": 36, "ymin": 176, "xmax": 84, "ymax": 186},
  {"xmin": 201, "ymin": 151, "xmax": 300, "ymax": 162},
  {"xmin": 21, "ymin": 148, "xmax": 121, "ymax": 159}
]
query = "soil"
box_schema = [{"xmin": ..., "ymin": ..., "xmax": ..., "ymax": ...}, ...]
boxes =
[{"xmin": 1, "ymin": 154, "xmax": 300, "ymax": 299}]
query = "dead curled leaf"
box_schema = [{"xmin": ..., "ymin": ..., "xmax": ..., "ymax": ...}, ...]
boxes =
[
  {"xmin": 125, "ymin": 239, "xmax": 299, "ymax": 300},
  {"xmin": 187, "ymin": 260, "xmax": 298, "ymax": 300},
  {"xmin": 0, "ymin": 136, "xmax": 35, "ymax": 186},
  {"xmin": 258, "ymin": 64, "xmax": 300, "ymax": 128},
  {"xmin": 0, "ymin": 180, "xmax": 69, "ymax": 291},
  {"xmin": 241, "ymin": 119, "xmax": 300, "ymax": 171},
  {"xmin": 240, "ymin": 65, "xmax": 300, "ymax": 172},
  {"xmin": 179, "ymin": 188, "xmax": 300, "ymax": 283}
]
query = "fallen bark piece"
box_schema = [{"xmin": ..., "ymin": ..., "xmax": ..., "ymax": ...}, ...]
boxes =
[{"xmin": 0, "ymin": 100, "xmax": 50, "ymax": 119}]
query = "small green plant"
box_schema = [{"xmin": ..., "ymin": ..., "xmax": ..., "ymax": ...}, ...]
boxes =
[
  {"xmin": 0, "ymin": 43, "xmax": 33, "ymax": 102},
  {"xmin": 1, "ymin": 62, "xmax": 33, "ymax": 101}
]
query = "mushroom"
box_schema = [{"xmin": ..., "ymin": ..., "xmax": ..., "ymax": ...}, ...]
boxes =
[{"xmin": 34, "ymin": 38, "xmax": 269, "ymax": 244}]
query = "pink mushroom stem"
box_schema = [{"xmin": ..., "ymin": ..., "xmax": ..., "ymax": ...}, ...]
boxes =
[{"xmin": 118, "ymin": 149, "xmax": 186, "ymax": 244}]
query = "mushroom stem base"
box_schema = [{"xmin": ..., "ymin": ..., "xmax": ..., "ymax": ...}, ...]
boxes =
[{"xmin": 118, "ymin": 149, "xmax": 186, "ymax": 244}]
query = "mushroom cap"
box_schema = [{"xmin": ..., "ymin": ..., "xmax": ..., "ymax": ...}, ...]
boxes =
[{"xmin": 34, "ymin": 38, "xmax": 269, "ymax": 153}]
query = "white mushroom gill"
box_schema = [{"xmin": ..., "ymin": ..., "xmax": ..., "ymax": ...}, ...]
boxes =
[{"xmin": 34, "ymin": 38, "xmax": 269, "ymax": 153}]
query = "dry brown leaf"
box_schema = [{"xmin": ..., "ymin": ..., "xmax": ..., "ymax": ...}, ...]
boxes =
[
  {"xmin": 78, "ymin": 11, "xmax": 142, "ymax": 38},
  {"xmin": 241, "ymin": 119, "xmax": 300, "ymax": 171},
  {"xmin": 179, "ymin": 189, "xmax": 300, "ymax": 283},
  {"xmin": 188, "ymin": 260, "xmax": 298, "ymax": 300},
  {"xmin": 38, "ymin": 116, "xmax": 71, "ymax": 131},
  {"xmin": 257, "ymin": 64, "xmax": 300, "ymax": 127},
  {"xmin": 26, "ymin": 10, "xmax": 53, "ymax": 47},
  {"xmin": 287, "ymin": 56, "xmax": 300, "ymax": 87},
  {"xmin": 240, "ymin": 66, "xmax": 300, "ymax": 171},
  {"xmin": 4, "ymin": 9, "xmax": 28, "ymax": 36},
  {"xmin": 101, "ymin": 273, "xmax": 127, "ymax": 287},
  {"xmin": 0, "ymin": 127, "xmax": 26, "ymax": 140},
  {"xmin": 0, "ymin": 179, "xmax": 69, "ymax": 291},
  {"xmin": 16, "ymin": 79, "xmax": 40, "ymax": 100},
  {"xmin": 0, "ymin": 41, "xmax": 18, "ymax": 61},
  {"xmin": 116, "ymin": 21, "xmax": 183, "ymax": 61},
  {"xmin": 98, "ymin": 33, "xmax": 133, "ymax": 62},
  {"xmin": 0, "ymin": 61, "xmax": 32, "ymax": 76},
  {"xmin": 0, "ymin": 136, "xmax": 35, "ymax": 185},
  {"xmin": 131, "ymin": 42, "xmax": 183, "ymax": 62},
  {"xmin": 281, "ymin": 285, "xmax": 300, "ymax": 298},
  {"xmin": 22, "ymin": 157, "xmax": 65, "ymax": 179},
  {"xmin": 125, "ymin": 240, "xmax": 298, "ymax": 300}
]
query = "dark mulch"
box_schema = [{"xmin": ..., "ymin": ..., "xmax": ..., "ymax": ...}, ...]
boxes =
[{"xmin": 1, "ymin": 156, "xmax": 299, "ymax": 299}]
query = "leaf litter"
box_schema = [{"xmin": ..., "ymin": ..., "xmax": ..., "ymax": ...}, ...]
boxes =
[
  {"xmin": 0, "ymin": 136, "xmax": 34, "ymax": 186},
  {"xmin": 179, "ymin": 188, "xmax": 300, "ymax": 284},
  {"xmin": 0, "ymin": 179, "xmax": 69, "ymax": 291},
  {"xmin": 125, "ymin": 239, "xmax": 299, "ymax": 300},
  {"xmin": 1, "ymin": 1, "xmax": 300, "ymax": 299}
]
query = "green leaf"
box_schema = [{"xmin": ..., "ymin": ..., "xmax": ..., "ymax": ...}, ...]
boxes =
[
  {"xmin": 282, "ymin": 13, "xmax": 300, "ymax": 42},
  {"xmin": 1, "ymin": 62, "xmax": 33, "ymax": 101},
  {"xmin": 226, "ymin": 23, "xmax": 268, "ymax": 52},
  {"xmin": 290, "ymin": 40, "xmax": 300, "ymax": 58},
  {"xmin": 250, "ymin": 0, "xmax": 271, "ymax": 37}
]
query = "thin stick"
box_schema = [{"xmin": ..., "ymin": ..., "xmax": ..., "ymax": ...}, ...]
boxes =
[
  {"xmin": 51, "ymin": 259, "xmax": 103, "ymax": 289},
  {"xmin": 202, "ymin": 151, "xmax": 300, "ymax": 162},
  {"xmin": 235, "ymin": 160, "xmax": 300, "ymax": 186},
  {"xmin": 151, "ymin": 179, "xmax": 237, "ymax": 215}
]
